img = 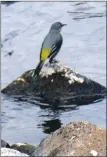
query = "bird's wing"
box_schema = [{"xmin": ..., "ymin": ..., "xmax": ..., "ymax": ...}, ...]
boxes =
[
  {"xmin": 40, "ymin": 33, "xmax": 63, "ymax": 61},
  {"xmin": 49, "ymin": 34, "xmax": 63, "ymax": 57}
]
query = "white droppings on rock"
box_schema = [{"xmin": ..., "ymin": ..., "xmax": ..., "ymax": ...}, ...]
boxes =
[
  {"xmin": 64, "ymin": 73, "xmax": 70, "ymax": 78},
  {"xmin": 31, "ymin": 73, "xmax": 34, "ymax": 77},
  {"xmin": 68, "ymin": 80, "xmax": 72, "ymax": 84},
  {"xmin": 39, "ymin": 61, "xmax": 85, "ymax": 85},
  {"xmin": 90, "ymin": 150, "xmax": 98, "ymax": 156},
  {"xmin": 61, "ymin": 74, "xmax": 65, "ymax": 76},
  {"xmin": 78, "ymin": 78, "xmax": 84, "ymax": 83},
  {"xmin": 63, "ymin": 68, "xmax": 68, "ymax": 73},
  {"xmin": 71, "ymin": 75, "xmax": 79, "ymax": 81},
  {"xmin": 40, "ymin": 62, "xmax": 70, "ymax": 77},
  {"xmin": 51, "ymin": 79, "xmax": 53, "ymax": 82},
  {"xmin": 41, "ymin": 68, "xmax": 55, "ymax": 77}
]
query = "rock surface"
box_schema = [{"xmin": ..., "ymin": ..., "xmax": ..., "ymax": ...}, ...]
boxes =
[
  {"xmin": 11, "ymin": 143, "xmax": 37, "ymax": 155},
  {"xmin": 1, "ymin": 62, "xmax": 106, "ymax": 105},
  {"xmin": 1, "ymin": 139, "xmax": 10, "ymax": 148},
  {"xmin": 1, "ymin": 148, "xmax": 29, "ymax": 156},
  {"xmin": 32, "ymin": 121, "xmax": 106, "ymax": 156},
  {"xmin": 1, "ymin": 140, "xmax": 37, "ymax": 156}
]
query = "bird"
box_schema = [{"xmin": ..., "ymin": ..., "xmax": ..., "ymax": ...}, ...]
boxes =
[{"xmin": 33, "ymin": 22, "xmax": 67, "ymax": 77}]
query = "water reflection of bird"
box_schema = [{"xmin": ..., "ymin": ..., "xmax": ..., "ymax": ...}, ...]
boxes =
[
  {"xmin": 38, "ymin": 119, "xmax": 62, "ymax": 134},
  {"xmin": 37, "ymin": 104, "xmax": 78, "ymax": 134},
  {"xmin": 33, "ymin": 22, "xmax": 67, "ymax": 77}
]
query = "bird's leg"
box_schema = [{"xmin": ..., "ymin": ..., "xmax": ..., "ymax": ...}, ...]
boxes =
[
  {"xmin": 49, "ymin": 58, "xmax": 58, "ymax": 64},
  {"xmin": 49, "ymin": 54, "xmax": 58, "ymax": 64}
]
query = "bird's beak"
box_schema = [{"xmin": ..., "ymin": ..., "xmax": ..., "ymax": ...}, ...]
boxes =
[{"xmin": 62, "ymin": 24, "xmax": 67, "ymax": 27}]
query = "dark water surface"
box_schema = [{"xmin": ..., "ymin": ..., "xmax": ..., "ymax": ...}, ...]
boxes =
[{"xmin": 1, "ymin": 2, "xmax": 106, "ymax": 145}]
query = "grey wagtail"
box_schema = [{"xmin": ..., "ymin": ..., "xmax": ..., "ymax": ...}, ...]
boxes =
[{"xmin": 33, "ymin": 22, "xmax": 67, "ymax": 77}]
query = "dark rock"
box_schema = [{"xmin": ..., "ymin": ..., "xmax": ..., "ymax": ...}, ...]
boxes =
[
  {"xmin": 1, "ymin": 140, "xmax": 10, "ymax": 148},
  {"xmin": 32, "ymin": 121, "xmax": 106, "ymax": 156},
  {"xmin": 11, "ymin": 143, "xmax": 37, "ymax": 156},
  {"xmin": 1, "ymin": 62, "xmax": 106, "ymax": 105}
]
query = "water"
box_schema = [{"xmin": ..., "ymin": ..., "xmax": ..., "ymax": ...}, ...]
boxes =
[{"xmin": 1, "ymin": 2, "xmax": 106, "ymax": 145}]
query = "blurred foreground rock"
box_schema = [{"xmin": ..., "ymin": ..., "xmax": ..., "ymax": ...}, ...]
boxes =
[
  {"xmin": 32, "ymin": 121, "xmax": 106, "ymax": 156},
  {"xmin": 1, "ymin": 148, "xmax": 29, "ymax": 156},
  {"xmin": 1, "ymin": 61, "xmax": 106, "ymax": 105},
  {"xmin": 11, "ymin": 143, "xmax": 37, "ymax": 156},
  {"xmin": 1, "ymin": 141, "xmax": 37, "ymax": 156},
  {"xmin": 1, "ymin": 122, "xmax": 106, "ymax": 156},
  {"xmin": 1, "ymin": 140, "xmax": 11, "ymax": 148}
]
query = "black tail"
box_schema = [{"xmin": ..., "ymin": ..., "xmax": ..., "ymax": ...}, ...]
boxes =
[{"xmin": 33, "ymin": 61, "xmax": 44, "ymax": 77}]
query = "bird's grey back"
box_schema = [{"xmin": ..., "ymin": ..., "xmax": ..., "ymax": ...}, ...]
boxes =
[{"xmin": 42, "ymin": 31, "xmax": 63, "ymax": 49}]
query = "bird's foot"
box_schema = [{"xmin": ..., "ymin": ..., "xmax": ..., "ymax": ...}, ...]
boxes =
[{"xmin": 50, "ymin": 59, "xmax": 59, "ymax": 64}]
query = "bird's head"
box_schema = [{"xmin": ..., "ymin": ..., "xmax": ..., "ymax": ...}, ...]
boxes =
[{"xmin": 50, "ymin": 22, "xmax": 67, "ymax": 32}]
